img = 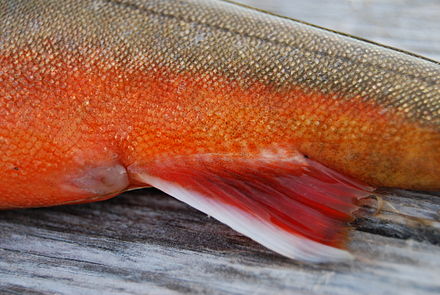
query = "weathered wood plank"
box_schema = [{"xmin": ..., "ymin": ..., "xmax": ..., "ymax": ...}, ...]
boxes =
[
  {"xmin": 1, "ymin": 0, "xmax": 440, "ymax": 294},
  {"xmin": 1, "ymin": 189, "xmax": 440, "ymax": 295}
]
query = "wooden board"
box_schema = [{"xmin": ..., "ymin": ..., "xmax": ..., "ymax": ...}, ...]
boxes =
[{"xmin": 1, "ymin": 0, "xmax": 440, "ymax": 294}]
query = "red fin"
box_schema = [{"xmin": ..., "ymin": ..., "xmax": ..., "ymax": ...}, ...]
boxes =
[{"xmin": 133, "ymin": 151, "xmax": 373, "ymax": 262}]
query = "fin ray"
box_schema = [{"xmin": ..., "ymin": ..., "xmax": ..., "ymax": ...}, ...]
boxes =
[{"xmin": 133, "ymin": 151, "xmax": 373, "ymax": 262}]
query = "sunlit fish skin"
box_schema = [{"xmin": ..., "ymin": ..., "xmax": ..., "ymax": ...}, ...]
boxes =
[{"xmin": 0, "ymin": 0, "xmax": 439, "ymax": 262}]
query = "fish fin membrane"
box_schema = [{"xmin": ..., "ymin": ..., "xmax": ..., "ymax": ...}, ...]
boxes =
[{"xmin": 135, "ymin": 151, "xmax": 373, "ymax": 262}]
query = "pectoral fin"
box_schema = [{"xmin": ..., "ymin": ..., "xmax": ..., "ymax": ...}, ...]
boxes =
[{"xmin": 133, "ymin": 151, "xmax": 373, "ymax": 262}]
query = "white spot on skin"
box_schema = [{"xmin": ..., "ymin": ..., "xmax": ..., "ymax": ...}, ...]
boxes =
[
  {"xmin": 194, "ymin": 32, "xmax": 205, "ymax": 44},
  {"xmin": 260, "ymin": 148, "xmax": 306, "ymax": 165}
]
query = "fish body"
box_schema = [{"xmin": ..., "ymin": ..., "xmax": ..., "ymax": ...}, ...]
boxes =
[{"xmin": 0, "ymin": 0, "xmax": 439, "ymax": 262}]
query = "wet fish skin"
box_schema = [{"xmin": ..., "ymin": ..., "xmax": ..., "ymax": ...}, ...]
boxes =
[
  {"xmin": 0, "ymin": 0, "xmax": 439, "ymax": 261},
  {"xmin": 4, "ymin": 0, "xmax": 439, "ymax": 192}
]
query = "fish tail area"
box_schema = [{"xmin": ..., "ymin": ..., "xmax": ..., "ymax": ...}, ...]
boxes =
[{"xmin": 132, "ymin": 150, "xmax": 374, "ymax": 262}]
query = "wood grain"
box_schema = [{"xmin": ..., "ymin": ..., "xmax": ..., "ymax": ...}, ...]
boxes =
[
  {"xmin": 1, "ymin": 189, "xmax": 440, "ymax": 295},
  {"xmin": 1, "ymin": 0, "xmax": 440, "ymax": 294}
]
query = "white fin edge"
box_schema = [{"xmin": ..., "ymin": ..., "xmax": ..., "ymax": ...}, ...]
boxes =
[{"xmin": 139, "ymin": 174, "xmax": 353, "ymax": 263}]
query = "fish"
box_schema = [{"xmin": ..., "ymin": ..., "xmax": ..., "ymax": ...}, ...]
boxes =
[{"xmin": 0, "ymin": 0, "xmax": 439, "ymax": 263}]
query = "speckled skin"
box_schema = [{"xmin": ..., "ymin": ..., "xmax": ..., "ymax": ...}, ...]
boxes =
[{"xmin": 0, "ymin": 0, "xmax": 439, "ymax": 208}]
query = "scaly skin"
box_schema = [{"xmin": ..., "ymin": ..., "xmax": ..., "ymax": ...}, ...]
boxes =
[{"xmin": 0, "ymin": 0, "xmax": 439, "ymax": 208}]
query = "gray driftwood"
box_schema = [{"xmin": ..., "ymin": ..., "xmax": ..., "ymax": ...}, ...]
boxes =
[{"xmin": 1, "ymin": 0, "xmax": 440, "ymax": 294}]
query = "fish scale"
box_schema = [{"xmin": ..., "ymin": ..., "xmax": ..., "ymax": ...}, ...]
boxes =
[{"xmin": 0, "ymin": 0, "xmax": 439, "ymax": 262}]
